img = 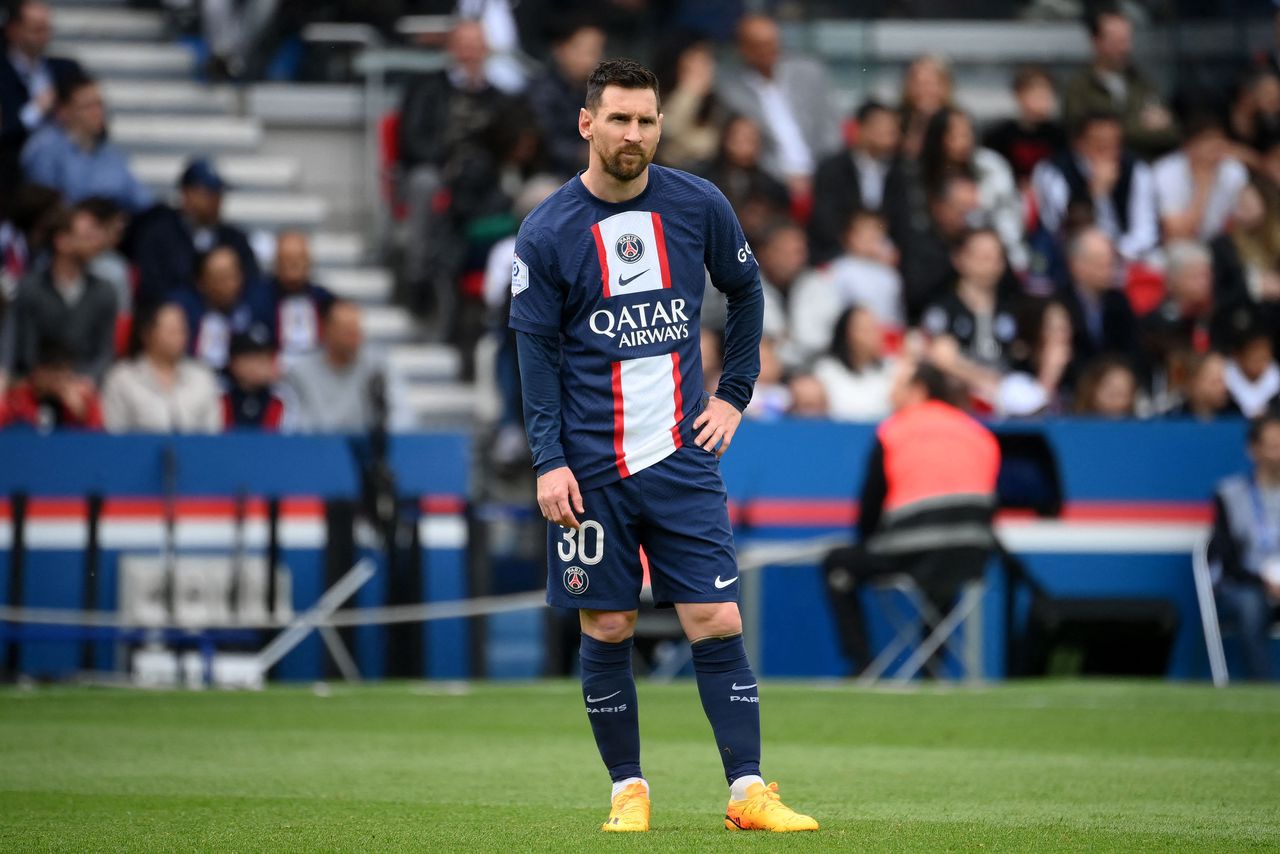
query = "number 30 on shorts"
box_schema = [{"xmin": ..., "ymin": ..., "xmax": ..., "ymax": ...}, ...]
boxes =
[{"xmin": 557, "ymin": 520, "xmax": 604, "ymax": 565}]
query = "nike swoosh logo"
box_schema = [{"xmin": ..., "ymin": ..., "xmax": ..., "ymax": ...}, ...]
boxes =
[
  {"xmin": 731, "ymin": 683, "xmax": 756, "ymax": 691},
  {"xmin": 586, "ymin": 691, "xmax": 621, "ymax": 703},
  {"xmin": 617, "ymin": 269, "xmax": 649, "ymax": 287},
  {"xmin": 714, "ymin": 575, "xmax": 738, "ymax": 589}
]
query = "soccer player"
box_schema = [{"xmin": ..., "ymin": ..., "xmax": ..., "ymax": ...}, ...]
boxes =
[{"xmin": 510, "ymin": 58, "xmax": 818, "ymax": 834}]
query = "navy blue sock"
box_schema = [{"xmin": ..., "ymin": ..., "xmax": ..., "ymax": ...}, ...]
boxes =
[
  {"xmin": 579, "ymin": 634, "xmax": 642, "ymax": 782},
  {"xmin": 691, "ymin": 634, "xmax": 762, "ymax": 785}
]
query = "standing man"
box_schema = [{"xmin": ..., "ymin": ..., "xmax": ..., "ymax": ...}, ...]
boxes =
[{"xmin": 510, "ymin": 59, "xmax": 817, "ymax": 834}]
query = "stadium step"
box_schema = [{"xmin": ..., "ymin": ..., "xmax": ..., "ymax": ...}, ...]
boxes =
[
  {"xmin": 361, "ymin": 305, "xmax": 422, "ymax": 343},
  {"xmin": 388, "ymin": 344, "xmax": 462, "ymax": 383},
  {"xmin": 247, "ymin": 84, "xmax": 364, "ymax": 128},
  {"xmin": 131, "ymin": 154, "xmax": 301, "ymax": 193},
  {"xmin": 310, "ymin": 232, "xmax": 367, "ymax": 267},
  {"xmin": 103, "ymin": 81, "xmax": 236, "ymax": 115},
  {"xmin": 53, "ymin": 41, "xmax": 195, "ymax": 78},
  {"xmin": 404, "ymin": 382, "xmax": 479, "ymax": 424},
  {"xmin": 52, "ymin": 8, "xmax": 165, "ymax": 41},
  {"xmin": 222, "ymin": 192, "xmax": 328, "ymax": 230},
  {"xmin": 314, "ymin": 267, "xmax": 393, "ymax": 304},
  {"xmin": 111, "ymin": 115, "xmax": 263, "ymax": 153}
]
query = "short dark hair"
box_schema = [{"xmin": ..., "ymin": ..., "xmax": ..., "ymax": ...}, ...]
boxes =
[
  {"xmin": 55, "ymin": 72, "xmax": 96, "ymax": 108},
  {"xmin": 585, "ymin": 58, "xmax": 660, "ymax": 113},
  {"xmin": 1071, "ymin": 109, "xmax": 1121, "ymax": 140},
  {"xmin": 1011, "ymin": 64, "xmax": 1054, "ymax": 93},
  {"xmin": 3, "ymin": 0, "xmax": 40, "ymax": 28},
  {"xmin": 1085, "ymin": 3, "xmax": 1126, "ymax": 37},
  {"xmin": 909, "ymin": 361, "xmax": 960, "ymax": 405},
  {"xmin": 1183, "ymin": 109, "xmax": 1225, "ymax": 142},
  {"xmin": 1248, "ymin": 410, "xmax": 1280, "ymax": 445},
  {"xmin": 75, "ymin": 196, "xmax": 123, "ymax": 224},
  {"xmin": 855, "ymin": 99, "xmax": 893, "ymax": 125}
]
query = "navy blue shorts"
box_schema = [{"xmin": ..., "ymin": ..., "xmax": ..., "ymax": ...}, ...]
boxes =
[{"xmin": 546, "ymin": 445, "xmax": 739, "ymax": 611}]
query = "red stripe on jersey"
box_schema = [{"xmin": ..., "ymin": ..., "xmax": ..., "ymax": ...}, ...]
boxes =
[
  {"xmin": 611, "ymin": 361, "xmax": 630, "ymax": 478},
  {"xmin": 650, "ymin": 212, "xmax": 671, "ymax": 288},
  {"xmin": 669, "ymin": 351, "xmax": 684, "ymax": 449},
  {"xmin": 591, "ymin": 223, "xmax": 611, "ymax": 298}
]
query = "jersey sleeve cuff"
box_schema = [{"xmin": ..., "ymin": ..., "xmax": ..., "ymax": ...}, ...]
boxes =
[
  {"xmin": 509, "ymin": 315, "xmax": 560, "ymax": 338},
  {"xmin": 712, "ymin": 384, "xmax": 750, "ymax": 413},
  {"xmin": 535, "ymin": 454, "xmax": 567, "ymax": 476}
]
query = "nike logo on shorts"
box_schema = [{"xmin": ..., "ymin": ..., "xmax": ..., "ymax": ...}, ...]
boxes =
[
  {"xmin": 731, "ymin": 682, "xmax": 756, "ymax": 691},
  {"xmin": 586, "ymin": 691, "xmax": 621, "ymax": 703},
  {"xmin": 714, "ymin": 575, "xmax": 739, "ymax": 589},
  {"xmin": 617, "ymin": 269, "xmax": 649, "ymax": 287}
]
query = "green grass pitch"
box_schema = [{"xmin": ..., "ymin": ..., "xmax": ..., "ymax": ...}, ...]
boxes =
[{"xmin": 2, "ymin": 679, "xmax": 1278, "ymax": 852}]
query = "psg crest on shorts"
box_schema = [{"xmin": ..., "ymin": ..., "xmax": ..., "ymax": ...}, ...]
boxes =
[
  {"xmin": 563, "ymin": 566, "xmax": 589, "ymax": 595},
  {"xmin": 616, "ymin": 234, "xmax": 644, "ymax": 263}
]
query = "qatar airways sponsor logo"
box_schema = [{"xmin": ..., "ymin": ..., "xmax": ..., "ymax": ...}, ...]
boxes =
[{"xmin": 589, "ymin": 298, "xmax": 690, "ymax": 348}]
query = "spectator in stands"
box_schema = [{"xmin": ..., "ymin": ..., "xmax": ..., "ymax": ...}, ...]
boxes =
[
  {"xmin": 999, "ymin": 299, "xmax": 1076, "ymax": 417},
  {"xmin": 1166, "ymin": 351, "xmax": 1239, "ymax": 420},
  {"xmin": 812, "ymin": 306, "xmax": 897, "ymax": 422},
  {"xmin": 717, "ymin": 13, "xmax": 842, "ymax": 196},
  {"xmin": 919, "ymin": 107, "xmax": 1025, "ymax": 271},
  {"xmin": 75, "ymin": 197, "xmax": 132, "ymax": 317},
  {"xmin": 753, "ymin": 219, "xmax": 815, "ymax": 348},
  {"xmin": 281, "ymin": 300, "xmax": 409, "ymax": 433},
  {"xmin": 398, "ymin": 19, "xmax": 515, "ymax": 319},
  {"xmin": 922, "ymin": 228, "xmax": 1019, "ymax": 406},
  {"xmin": 131, "ymin": 158, "xmax": 261, "ymax": 309},
  {"xmin": 1032, "ymin": 111, "xmax": 1159, "ymax": 262},
  {"xmin": 898, "ymin": 55, "xmax": 952, "ymax": 159},
  {"xmin": 0, "ymin": 0, "xmax": 82, "ymax": 188},
  {"xmin": 1209, "ymin": 411, "xmax": 1280, "ymax": 680},
  {"xmin": 101, "ymin": 301, "xmax": 222, "ymax": 433},
  {"xmin": 655, "ymin": 40, "xmax": 727, "ymax": 172},
  {"xmin": 12, "ymin": 206, "xmax": 117, "ymax": 383},
  {"xmin": 894, "ymin": 173, "xmax": 984, "ymax": 323},
  {"xmin": 1057, "ymin": 227, "xmax": 1140, "ymax": 368},
  {"xmin": 1073, "ymin": 355, "xmax": 1139, "ymax": 418},
  {"xmin": 1063, "ymin": 3, "xmax": 1179, "ymax": 159},
  {"xmin": 20, "ymin": 73, "xmax": 152, "ymax": 213},
  {"xmin": 525, "ymin": 17, "xmax": 605, "ymax": 178},
  {"xmin": 0, "ymin": 339, "xmax": 102, "ymax": 430},
  {"xmin": 809, "ymin": 100, "xmax": 901, "ymax": 264},
  {"xmin": 822, "ymin": 361, "xmax": 999, "ymax": 672},
  {"xmin": 176, "ymin": 245, "xmax": 271, "ymax": 373},
  {"xmin": 1225, "ymin": 324, "xmax": 1280, "ymax": 418},
  {"xmin": 983, "ymin": 65, "xmax": 1067, "ymax": 188},
  {"xmin": 1141, "ymin": 240, "xmax": 1216, "ymax": 399},
  {"xmin": 266, "ymin": 231, "xmax": 334, "ymax": 368},
  {"xmin": 1154, "ymin": 112, "xmax": 1249, "ymax": 243},
  {"xmin": 0, "ymin": 183, "xmax": 61, "ymax": 384},
  {"xmin": 790, "ymin": 210, "xmax": 902, "ymax": 364},
  {"xmin": 743, "ymin": 334, "xmax": 790, "ymax": 420},
  {"xmin": 1227, "ymin": 70, "xmax": 1280, "ymax": 160},
  {"xmin": 697, "ymin": 115, "xmax": 791, "ymax": 243},
  {"xmin": 222, "ymin": 326, "xmax": 284, "ymax": 430},
  {"xmin": 1211, "ymin": 182, "xmax": 1280, "ymax": 315}
]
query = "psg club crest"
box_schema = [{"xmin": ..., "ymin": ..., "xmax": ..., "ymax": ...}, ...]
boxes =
[
  {"xmin": 563, "ymin": 566, "xmax": 589, "ymax": 595},
  {"xmin": 616, "ymin": 234, "xmax": 644, "ymax": 263}
]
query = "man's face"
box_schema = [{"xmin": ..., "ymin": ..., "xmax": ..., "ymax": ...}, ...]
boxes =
[
  {"xmin": 1171, "ymin": 258, "xmax": 1212, "ymax": 311},
  {"xmin": 1016, "ymin": 78, "xmax": 1058, "ymax": 123},
  {"xmin": 758, "ymin": 227, "xmax": 808, "ymax": 290},
  {"xmin": 275, "ymin": 233, "xmax": 310, "ymax": 291},
  {"xmin": 7, "ymin": 2, "xmax": 52, "ymax": 57},
  {"xmin": 956, "ymin": 232, "xmax": 1006, "ymax": 289},
  {"xmin": 324, "ymin": 304, "xmax": 363, "ymax": 365},
  {"xmin": 199, "ymin": 248, "xmax": 243, "ymax": 311},
  {"xmin": 1077, "ymin": 120, "xmax": 1122, "ymax": 164},
  {"xmin": 738, "ymin": 17, "xmax": 781, "ymax": 77},
  {"xmin": 555, "ymin": 27, "xmax": 605, "ymax": 84},
  {"xmin": 1251, "ymin": 423, "xmax": 1280, "ymax": 479},
  {"xmin": 181, "ymin": 186, "xmax": 222, "ymax": 225},
  {"xmin": 858, "ymin": 109, "xmax": 900, "ymax": 159},
  {"xmin": 1190, "ymin": 354, "xmax": 1228, "ymax": 408},
  {"xmin": 61, "ymin": 84, "xmax": 106, "ymax": 140},
  {"xmin": 582, "ymin": 85, "xmax": 661, "ymax": 183},
  {"xmin": 1069, "ymin": 230, "xmax": 1115, "ymax": 293},
  {"xmin": 1239, "ymin": 338, "xmax": 1275, "ymax": 382},
  {"xmin": 448, "ymin": 21, "xmax": 488, "ymax": 76},
  {"xmin": 931, "ymin": 179, "xmax": 979, "ymax": 237},
  {"xmin": 1093, "ymin": 14, "xmax": 1132, "ymax": 69}
]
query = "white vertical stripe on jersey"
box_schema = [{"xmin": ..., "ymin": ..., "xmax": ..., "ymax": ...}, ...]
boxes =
[
  {"xmin": 593, "ymin": 210, "xmax": 668, "ymax": 297},
  {"xmin": 616, "ymin": 352, "xmax": 680, "ymax": 476}
]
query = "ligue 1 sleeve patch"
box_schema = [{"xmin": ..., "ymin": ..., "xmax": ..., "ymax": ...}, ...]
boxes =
[{"xmin": 511, "ymin": 255, "xmax": 530, "ymax": 297}]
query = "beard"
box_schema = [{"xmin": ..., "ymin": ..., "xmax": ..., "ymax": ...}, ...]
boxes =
[{"xmin": 597, "ymin": 140, "xmax": 653, "ymax": 182}]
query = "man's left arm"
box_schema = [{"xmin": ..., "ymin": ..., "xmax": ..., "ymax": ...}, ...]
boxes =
[{"xmin": 695, "ymin": 184, "xmax": 763, "ymax": 456}]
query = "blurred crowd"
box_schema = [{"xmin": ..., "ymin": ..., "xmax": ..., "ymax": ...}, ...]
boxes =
[
  {"xmin": 0, "ymin": 0, "xmax": 408, "ymax": 435},
  {"xmin": 3, "ymin": 0, "xmax": 1280, "ymax": 440}
]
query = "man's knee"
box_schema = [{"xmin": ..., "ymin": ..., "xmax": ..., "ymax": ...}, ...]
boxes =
[
  {"xmin": 677, "ymin": 602, "xmax": 743, "ymax": 642},
  {"xmin": 580, "ymin": 609, "xmax": 637, "ymax": 643}
]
